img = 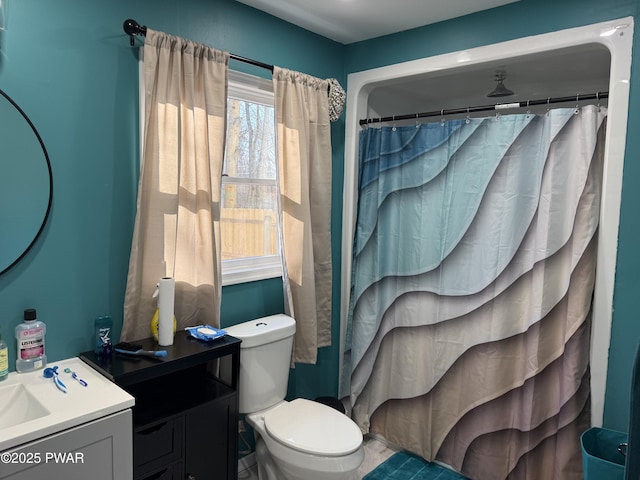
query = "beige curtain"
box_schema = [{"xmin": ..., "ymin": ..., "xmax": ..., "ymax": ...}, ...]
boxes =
[
  {"xmin": 122, "ymin": 29, "xmax": 229, "ymax": 341},
  {"xmin": 273, "ymin": 67, "xmax": 332, "ymax": 364}
]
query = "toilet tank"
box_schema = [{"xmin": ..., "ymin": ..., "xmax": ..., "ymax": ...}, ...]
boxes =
[{"xmin": 225, "ymin": 314, "xmax": 296, "ymax": 414}]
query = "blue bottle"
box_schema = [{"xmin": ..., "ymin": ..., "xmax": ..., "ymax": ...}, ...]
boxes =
[{"xmin": 94, "ymin": 315, "xmax": 113, "ymax": 356}]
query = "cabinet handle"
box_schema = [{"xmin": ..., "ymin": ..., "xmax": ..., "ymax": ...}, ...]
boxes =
[{"xmin": 137, "ymin": 421, "xmax": 168, "ymax": 435}]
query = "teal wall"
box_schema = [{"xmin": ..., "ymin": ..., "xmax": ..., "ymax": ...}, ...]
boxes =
[
  {"xmin": 1, "ymin": 0, "xmax": 639, "ymax": 437},
  {"xmin": 344, "ymin": 0, "xmax": 640, "ymax": 432},
  {"xmin": 0, "ymin": 0, "xmax": 344, "ymax": 400}
]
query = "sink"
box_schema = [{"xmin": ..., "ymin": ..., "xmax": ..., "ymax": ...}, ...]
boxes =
[{"xmin": 0, "ymin": 383, "xmax": 50, "ymax": 429}]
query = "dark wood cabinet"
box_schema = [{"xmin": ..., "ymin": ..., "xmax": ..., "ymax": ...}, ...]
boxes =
[{"xmin": 81, "ymin": 331, "xmax": 240, "ymax": 480}]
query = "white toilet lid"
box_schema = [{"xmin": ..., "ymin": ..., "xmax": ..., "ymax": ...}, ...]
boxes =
[{"xmin": 264, "ymin": 398, "xmax": 363, "ymax": 456}]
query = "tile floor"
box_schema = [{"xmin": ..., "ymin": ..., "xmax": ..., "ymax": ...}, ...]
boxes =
[{"xmin": 238, "ymin": 435, "xmax": 398, "ymax": 480}]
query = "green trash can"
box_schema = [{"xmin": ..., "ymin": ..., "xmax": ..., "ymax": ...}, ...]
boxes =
[{"xmin": 580, "ymin": 427, "xmax": 627, "ymax": 479}]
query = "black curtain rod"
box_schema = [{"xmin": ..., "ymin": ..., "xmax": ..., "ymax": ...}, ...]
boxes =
[
  {"xmin": 123, "ymin": 19, "xmax": 274, "ymax": 73},
  {"xmin": 360, "ymin": 91, "xmax": 609, "ymax": 127}
]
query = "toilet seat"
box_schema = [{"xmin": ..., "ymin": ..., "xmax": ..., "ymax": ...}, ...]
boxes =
[{"xmin": 264, "ymin": 398, "xmax": 362, "ymax": 456}]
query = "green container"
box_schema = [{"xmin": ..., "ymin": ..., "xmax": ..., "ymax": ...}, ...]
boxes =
[{"xmin": 580, "ymin": 427, "xmax": 627, "ymax": 479}]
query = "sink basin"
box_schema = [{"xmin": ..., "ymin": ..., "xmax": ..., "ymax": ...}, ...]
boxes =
[{"xmin": 0, "ymin": 383, "xmax": 50, "ymax": 429}]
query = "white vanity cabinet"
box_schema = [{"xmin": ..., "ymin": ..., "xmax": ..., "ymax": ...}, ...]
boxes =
[
  {"xmin": 0, "ymin": 409, "xmax": 132, "ymax": 479},
  {"xmin": 0, "ymin": 358, "xmax": 135, "ymax": 479}
]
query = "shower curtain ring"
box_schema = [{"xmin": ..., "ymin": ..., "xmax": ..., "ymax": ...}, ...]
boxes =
[
  {"xmin": 440, "ymin": 109, "xmax": 445, "ymax": 126},
  {"xmin": 466, "ymin": 107, "xmax": 471, "ymax": 124},
  {"xmin": 574, "ymin": 94, "xmax": 580, "ymax": 114},
  {"xmin": 415, "ymin": 113, "xmax": 420, "ymax": 129},
  {"xmin": 392, "ymin": 115, "xmax": 397, "ymax": 131}
]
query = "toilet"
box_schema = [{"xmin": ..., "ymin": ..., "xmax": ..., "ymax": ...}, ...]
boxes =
[{"xmin": 225, "ymin": 314, "xmax": 364, "ymax": 480}]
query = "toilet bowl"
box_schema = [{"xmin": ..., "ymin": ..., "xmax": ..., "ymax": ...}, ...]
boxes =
[
  {"xmin": 247, "ymin": 399, "xmax": 364, "ymax": 480},
  {"xmin": 224, "ymin": 315, "xmax": 364, "ymax": 480}
]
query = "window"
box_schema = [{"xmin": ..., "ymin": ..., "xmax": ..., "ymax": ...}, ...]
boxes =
[{"xmin": 221, "ymin": 71, "xmax": 282, "ymax": 285}]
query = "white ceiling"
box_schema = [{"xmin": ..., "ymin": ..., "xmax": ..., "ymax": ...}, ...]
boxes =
[{"xmin": 235, "ymin": 0, "xmax": 520, "ymax": 44}]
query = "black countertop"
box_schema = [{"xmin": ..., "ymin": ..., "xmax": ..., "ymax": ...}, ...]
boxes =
[{"xmin": 79, "ymin": 330, "xmax": 241, "ymax": 387}]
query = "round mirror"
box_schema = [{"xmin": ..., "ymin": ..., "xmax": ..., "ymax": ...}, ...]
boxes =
[{"xmin": 0, "ymin": 89, "xmax": 52, "ymax": 275}]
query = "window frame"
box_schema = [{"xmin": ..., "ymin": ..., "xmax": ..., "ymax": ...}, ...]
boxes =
[{"xmin": 221, "ymin": 70, "xmax": 282, "ymax": 286}]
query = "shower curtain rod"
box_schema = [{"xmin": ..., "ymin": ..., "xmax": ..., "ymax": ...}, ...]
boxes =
[
  {"xmin": 123, "ymin": 19, "xmax": 274, "ymax": 72},
  {"xmin": 359, "ymin": 91, "xmax": 609, "ymax": 127}
]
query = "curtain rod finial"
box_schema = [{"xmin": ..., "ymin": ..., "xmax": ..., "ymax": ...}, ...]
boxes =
[
  {"xmin": 123, "ymin": 19, "xmax": 147, "ymax": 46},
  {"xmin": 123, "ymin": 18, "xmax": 146, "ymax": 36}
]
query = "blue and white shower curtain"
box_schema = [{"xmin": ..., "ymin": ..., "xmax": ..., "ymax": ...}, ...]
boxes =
[{"xmin": 342, "ymin": 106, "xmax": 607, "ymax": 480}]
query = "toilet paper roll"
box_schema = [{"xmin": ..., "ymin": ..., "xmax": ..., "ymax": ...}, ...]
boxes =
[{"xmin": 158, "ymin": 277, "xmax": 175, "ymax": 346}]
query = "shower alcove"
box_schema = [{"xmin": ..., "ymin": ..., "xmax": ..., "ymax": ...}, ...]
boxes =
[{"xmin": 340, "ymin": 17, "xmax": 633, "ymax": 427}]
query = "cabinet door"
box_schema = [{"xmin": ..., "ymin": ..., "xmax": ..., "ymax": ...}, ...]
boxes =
[
  {"xmin": 0, "ymin": 409, "xmax": 132, "ymax": 480},
  {"xmin": 134, "ymin": 416, "xmax": 183, "ymax": 477},
  {"xmin": 184, "ymin": 397, "xmax": 236, "ymax": 480}
]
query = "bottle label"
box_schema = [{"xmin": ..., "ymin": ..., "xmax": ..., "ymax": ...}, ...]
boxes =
[
  {"xmin": 0, "ymin": 347, "xmax": 8, "ymax": 376},
  {"xmin": 18, "ymin": 327, "xmax": 45, "ymax": 359},
  {"xmin": 98, "ymin": 327, "xmax": 111, "ymax": 346}
]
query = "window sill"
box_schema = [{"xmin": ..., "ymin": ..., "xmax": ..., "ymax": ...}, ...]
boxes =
[{"xmin": 222, "ymin": 256, "xmax": 282, "ymax": 286}]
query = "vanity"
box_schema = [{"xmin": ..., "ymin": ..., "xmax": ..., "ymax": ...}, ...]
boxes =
[
  {"xmin": 0, "ymin": 358, "xmax": 135, "ymax": 479},
  {"xmin": 80, "ymin": 331, "xmax": 241, "ymax": 480}
]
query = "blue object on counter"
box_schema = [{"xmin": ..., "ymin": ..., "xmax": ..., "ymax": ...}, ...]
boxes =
[
  {"xmin": 94, "ymin": 315, "xmax": 113, "ymax": 356},
  {"xmin": 185, "ymin": 325, "xmax": 227, "ymax": 342},
  {"xmin": 64, "ymin": 367, "xmax": 88, "ymax": 387},
  {"xmin": 113, "ymin": 342, "xmax": 167, "ymax": 358},
  {"xmin": 43, "ymin": 366, "xmax": 67, "ymax": 394}
]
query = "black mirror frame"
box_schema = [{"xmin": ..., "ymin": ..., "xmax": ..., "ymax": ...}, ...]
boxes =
[{"xmin": 0, "ymin": 88, "xmax": 53, "ymax": 276}]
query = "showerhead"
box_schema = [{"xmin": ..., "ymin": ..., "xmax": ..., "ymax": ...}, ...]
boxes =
[{"xmin": 487, "ymin": 71, "xmax": 514, "ymax": 98}]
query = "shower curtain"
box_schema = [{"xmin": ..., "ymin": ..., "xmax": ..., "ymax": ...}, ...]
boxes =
[{"xmin": 342, "ymin": 106, "xmax": 607, "ymax": 480}]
